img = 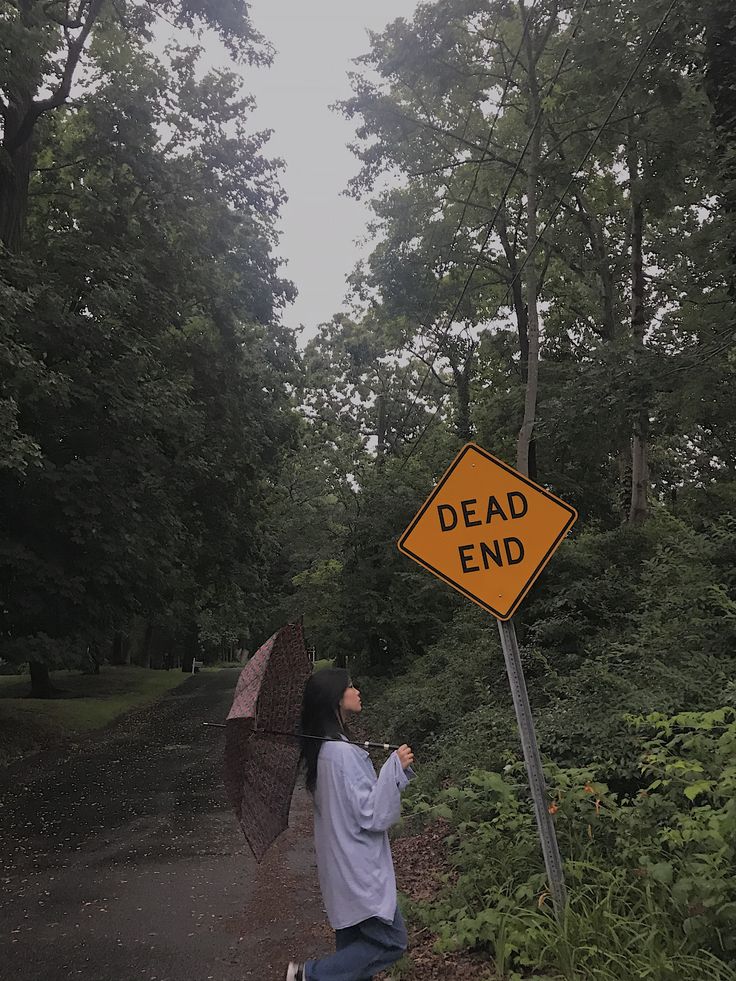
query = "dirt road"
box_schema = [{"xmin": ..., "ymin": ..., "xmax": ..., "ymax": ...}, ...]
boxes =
[{"xmin": 0, "ymin": 669, "xmax": 329, "ymax": 981}]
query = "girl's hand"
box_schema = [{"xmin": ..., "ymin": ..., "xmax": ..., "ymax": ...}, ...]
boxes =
[{"xmin": 397, "ymin": 744, "xmax": 414, "ymax": 770}]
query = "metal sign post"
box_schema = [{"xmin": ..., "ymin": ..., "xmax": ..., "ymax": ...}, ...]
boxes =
[
  {"xmin": 397, "ymin": 442, "xmax": 577, "ymax": 922},
  {"xmin": 497, "ymin": 618, "xmax": 566, "ymax": 918}
]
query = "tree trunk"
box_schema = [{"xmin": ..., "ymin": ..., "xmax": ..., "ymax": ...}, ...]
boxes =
[
  {"xmin": 498, "ymin": 207, "xmax": 530, "ymax": 367},
  {"xmin": 1, "ymin": 0, "xmax": 104, "ymax": 250},
  {"xmin": 630, "ymin": 413, "xmax": 649, "ymax": 523},
  {"xmin": 141, "ymin": 621, "xmax": 153, "ymax": 669},
  {"xmin": 0, "ymin": 103, "xmax": 35, "ymax": 251},
  {"xmin": 110, "ymin": 630, "xmax": 130, "ymax": 665},
  {"xmin": 572, "ymin": 190, "xmax": 617, "ymax": 341},
  {"xmin": 516, "ymin": 1, "xmax": 544, "ymax": 478},
  {"xmin": 181, "ymin": 624, "xmax": 199, "ymax": 673},
  {"xmin": 375, "ymin": 393, "xmax": 387, "ymax": 466},
  {"xmin": 84, "ymin": 643, "xmax": 101, "ymax": 675},
  {"xmin": 455, "ymin": 370, "xmax": 471, "ymax": 442},
  {"xmin": 498, "ymin": 207, "xmax": 538, "ymax": 480},
  {"xmin": 544, "ymin": 118, "xmax": 618, "ymax": 344},
  {"xmin": 29, "ymin": 660, "xmax": 57, "ymax": 698},
  {"xmin": 704, "ymin": 0, "xmax": 736, "ymax": 294},
  {"xmin": 628, "ymin": 138, "xmax": 649, "ymax": 524},
  {"xmin": 449, "ymin": 356, "xmax": 473, "ymax": 443}
]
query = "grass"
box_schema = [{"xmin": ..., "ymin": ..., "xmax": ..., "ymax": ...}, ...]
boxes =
[{"xmin": 0, "ymin": 666, "xmax": 190, "ymax": 764}]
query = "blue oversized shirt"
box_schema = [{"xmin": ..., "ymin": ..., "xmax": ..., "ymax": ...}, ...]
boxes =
[{"xmin": 312, "ymin": 737, "xmax": 413, "ymax": 929}]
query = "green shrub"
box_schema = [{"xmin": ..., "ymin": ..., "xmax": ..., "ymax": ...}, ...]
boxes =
[
  {"xmin": 364, "ymin": 511, "xmax": 736, "ymax": 794},
  {"xmin": 403, "ymin": 708, "xmax": 736, "ymax": 980}
]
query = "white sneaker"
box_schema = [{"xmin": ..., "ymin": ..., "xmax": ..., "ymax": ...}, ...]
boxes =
[{"xmin": 286, "ymin": 963, "xmax": 304, "ymax": 981}]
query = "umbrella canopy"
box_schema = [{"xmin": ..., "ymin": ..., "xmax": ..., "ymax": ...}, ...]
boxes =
[{"xmin": 224, "ymin": 621, "xmax": 312, "ymax": 862}]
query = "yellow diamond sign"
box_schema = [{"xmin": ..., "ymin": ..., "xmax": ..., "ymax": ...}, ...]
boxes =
[{"xmin": 398, "ymin": 443, "xmax": 577, "ymax": 620}]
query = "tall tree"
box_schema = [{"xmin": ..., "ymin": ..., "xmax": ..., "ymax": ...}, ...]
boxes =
[
  {"xmin": 704, "ymin": 0, "xmax": 736, "ymax": 293},
  {"xmin": 342, "ymin": 0, "xmax": 716, "ymax": 521},
  {"xmin": 0, "ymin": 0, "xmax": 269, "ymax": 250},
  {"xmin": 0, "ymin": 27, "xmax": 296, "ymax": 693}
]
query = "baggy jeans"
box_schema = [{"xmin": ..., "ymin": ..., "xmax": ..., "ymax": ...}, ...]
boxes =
[{"xmin": 304, "ymin": 906, "xmax": 407, "ymax": 981}]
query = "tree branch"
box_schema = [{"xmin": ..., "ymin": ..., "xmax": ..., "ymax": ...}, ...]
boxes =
[
  {"xmin": 542, "ymin": 112, "xmax": 643, "ymax": 161},
  {"xmin": 406, "ymin": 343, "xmax": 454, "ymax": 387},
  {"xmin": 43, "ymin": 0, "xmax": 84, "ymax": 28},
  {"xmin": 533, "ymin": 0, "xmax": 559, "ymax": 68},
  {"xmin": 10, "ymin": 0, "xmax": 104, "ymax": 152},
  {"xmin": 385, "ymin": 103, "xmax": 495, "ymax": 160},
  {"xmin": 33, "ymin": 156, "xmax": 90, "ymax": 173}
]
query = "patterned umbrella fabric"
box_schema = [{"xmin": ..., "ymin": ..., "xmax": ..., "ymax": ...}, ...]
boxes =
[{"xmin": 224, "ymin": 621, "xmax": 312, "ymax": 861}]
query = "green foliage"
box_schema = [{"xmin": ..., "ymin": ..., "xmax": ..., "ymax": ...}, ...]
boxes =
[
  {"xmin": 360, "ymin": 606, "xmax": 506, "ymax": 761},
  {"xmin": 634, "ymin": 517, "xmax": 736, "ymax": 656},
  {"xmin": 0, "ymin": 28, "xmax": 297, "ymax": 672},
  {"xmin": 404, "ymin": 708, "xmax": 736, "ymax": 979},
  {"xmin": 361, "ymin": 507, "xmax": 736, "ymax": 802},
  {"xmin": 286, "ymin": 0, "xmax": 736, "ymax": 699}
]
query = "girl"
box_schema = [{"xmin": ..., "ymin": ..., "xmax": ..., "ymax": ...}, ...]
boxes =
[{"xmin": 287, "ymin": 668, "xmax": 414, "ymax": 981}]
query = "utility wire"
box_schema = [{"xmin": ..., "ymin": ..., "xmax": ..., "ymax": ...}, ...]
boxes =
[
  {"xmin": 388, "ymin": 3, "xmax": 543, "ymax": 454},
  {"xmin": 396, "ymin": 0, "xmax": 681, "ymax": 469},
  {"xmin": 394, "ymin": 0, "xmax": 591, "ymax": 468},
  {"xmin": 504, "ymin": 0, "xmax": 681, "ymax": 303},
  {"xmin": 382, "ymin": 3, "xmax": 535, "ymax": 447}
]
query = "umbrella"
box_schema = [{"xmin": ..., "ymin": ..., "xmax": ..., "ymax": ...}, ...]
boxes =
[
  {"xmin": 219, "ymin": 621, "xmax": 402, "ymax": 862},
  {"xmin": 223, "ymin": 621, "xmax": 312, "ymax": 862}
]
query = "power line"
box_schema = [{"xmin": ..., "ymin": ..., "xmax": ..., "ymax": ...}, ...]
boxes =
[
  {"xmin": 504, "ymin": 0, "xmax": 680, "ymax": 303},
  {"xmin": 394, "ymin": 0, "xmax": 591, "ymax": 468},
  {"xmin": 648, "ymin": 328, "xmax": 735, "ymax": 380},
  {"xmin": 396, "ymin": 0, "xmax": 680, "ymax": 469},
  {"xmin": 381, "ymin": 3, "xmax": 536, "ymax": 449},
  {"xmin": 389, "ymin": 4, "xmax": 549, "ymax": 454}
]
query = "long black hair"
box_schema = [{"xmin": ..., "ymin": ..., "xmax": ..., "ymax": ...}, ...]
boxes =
[{"xmin": 300, "ymin": 668, "xmax": 350, "ymax": 794}]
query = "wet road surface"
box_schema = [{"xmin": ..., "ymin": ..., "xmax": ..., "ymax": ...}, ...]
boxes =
[{"xmin": 0, "ymin": 669, "xmax": 328, "ymax": 981}]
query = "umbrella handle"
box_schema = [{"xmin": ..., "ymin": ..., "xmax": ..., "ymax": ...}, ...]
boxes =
[{"xmin": 202, "ymin": 722, "xmax": 400, "ymax": 753}]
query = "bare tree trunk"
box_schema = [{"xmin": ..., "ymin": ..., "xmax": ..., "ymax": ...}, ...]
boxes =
[
  {"xmin": 0, "ymin": 137, "xmax": 33, "ymax": 251},
  {"xmin": 516, "ymin": 0, "xmax": 545, "ymax": 478},
  {"xmin": 111, "ymin": 630, "xmax": 130, "ymax": 665},
  {"xmin": 627, "ymin": 137, "xmax": 649, "ymax": 524},
  {"xmin": 705, "ymin": 0, "xmax": 736, "ymax": 295},
  {"xmin": 375, "ymin": 393, "xmax": 387, "ymax": 466},
  {"xmin": 29, "ymin": 660, "xmax": 57, "ymax": 698}
]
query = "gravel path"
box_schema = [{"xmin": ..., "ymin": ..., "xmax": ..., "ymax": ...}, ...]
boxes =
[{"xmin": 0, "ymin": 669, "xmax": 329, "ymax": 981}]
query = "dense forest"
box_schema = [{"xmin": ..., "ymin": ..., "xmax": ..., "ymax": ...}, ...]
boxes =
[{"xmin": 2, "ymin": 0, "xmax": 736, "ymax": 976}]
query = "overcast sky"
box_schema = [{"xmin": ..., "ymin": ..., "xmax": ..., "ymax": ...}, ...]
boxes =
[{"xmin": 230, "ymin": 1, "xmax": 419, "ymax": 339}]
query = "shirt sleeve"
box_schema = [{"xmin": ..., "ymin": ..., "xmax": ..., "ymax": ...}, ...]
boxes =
[{"xmin": 345, "ymin": 750, "xmax": 413, "ymax": 833}]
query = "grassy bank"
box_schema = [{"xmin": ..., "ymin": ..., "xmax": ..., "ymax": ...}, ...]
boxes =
[{"xmin": 0, "ymin": 666, "xmax": 190, "ymax": 765}]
